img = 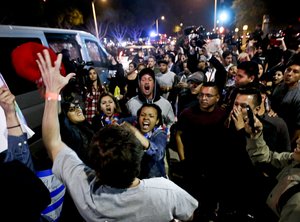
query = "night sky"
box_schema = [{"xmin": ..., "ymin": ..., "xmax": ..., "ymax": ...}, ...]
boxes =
[
  {"xmin": 0, "ymin": 0, "xmax": 297, "ymax": 35},
  {"xmin": 0, "ymin": 0, "xmax": 232, "ymax": 34},
  {"xmin": 96, "ymin": 0, "xmax": 230, "ymax": 34}
]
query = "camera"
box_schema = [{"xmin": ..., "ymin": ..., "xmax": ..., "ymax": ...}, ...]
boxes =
[{"xmin": 184, "ymin": 25, "xmax": 207, "ymax": 48}]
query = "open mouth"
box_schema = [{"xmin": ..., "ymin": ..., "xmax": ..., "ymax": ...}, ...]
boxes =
[
  {"xmin": 142, "ymin": 121, "xmax": 150, "ymax": 130},
  {"xmin": 105, "ymin": 107, "xmax": 113, "ymax": 115}
]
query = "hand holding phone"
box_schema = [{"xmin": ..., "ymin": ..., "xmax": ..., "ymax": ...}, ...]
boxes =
[{"xmin": 246, "ymin": 105, "xmax": 255, "ymax": 133}]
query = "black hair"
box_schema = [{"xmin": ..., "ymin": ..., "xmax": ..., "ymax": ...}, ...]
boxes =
[
  {"xmin": 201, "ymin": 82, "xmax": 220, "ymax": 95},
  {"xmin": 166, "ymin": 52, "xmax": 175, "ymax": 63},
  {"xmin": 138, "ymin": 67, "xmax": 155, "ymax": 82},
  {"xmin": 89, "ymin": 125, "xmax": 144, "ymax": 188},
  {"xmin": 136, "ymin": 103, "xmax": 163, "ymax": 126},
  {"xmin": 129, "ymin": 61, "xmax": 137, "ymax": 69},
  {"xmin": 237, "ymin": 87, "xmax": 262, "ymax": 107},
  {"xmin": 237, "ymin": 61, "xmax": 259, "ymax": 82},
  {"xmin": 222, "ymin": 50, "xmax": 233, "ymax": 59}
]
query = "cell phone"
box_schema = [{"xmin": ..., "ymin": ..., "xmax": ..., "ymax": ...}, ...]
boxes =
[
  {"xmin": 0, "ymin": 73, "xmax": 6, "ymax": 87},
  {"xmin": 270, "ymin": 38, "xmax": 282, "ymax": 46},
  {"xmin": 246, "ymin": 105, "xmax": 255, "ymax": 133}
]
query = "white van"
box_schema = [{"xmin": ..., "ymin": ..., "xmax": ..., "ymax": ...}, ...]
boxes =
[{"xmin": 0, "ymin": 25, "xmax": 109, "ymax": 155}]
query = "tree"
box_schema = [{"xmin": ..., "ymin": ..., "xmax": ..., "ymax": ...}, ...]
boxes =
[
  {"xmin": 109, "ymin": 23, "xmax": 128, "ymax": 45},
  {"xmin": 57, "ymin": 8, "xmax": 84, "ymax": 29},
  {"xmin": 232, "ymin": 0, "xmax": 267, "ymax": 32},
  {"xmin": 85, "ymin": 19, "xmax": 110, "ymax": 41},
  {"xmin": 128, "ymin": 25, "xmax": 144, "ymax": 42},
  {"xmin": 232, "ymin": 0, "xmax": 299, "ymax": 32}
]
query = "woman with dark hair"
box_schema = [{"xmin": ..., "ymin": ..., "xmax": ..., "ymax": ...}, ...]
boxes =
[
  {"xmin": 125, "ymin": 61, "xmax": 139, "ymax": 101},
  {"xmin": 58, "ymin": 98, "xmax": 94, "ymax": 222},
  {"xmin": 124, "ymin": 103, "xmax": 168, "ymax": 179},
  {"xmin": 84, "ymin": 67, "xmax": 105, "ymax": 124},
  {"xmin": 59, "ymin": 99, "xmax": 94, "ymax": 165},
  {"xmin": 91, "ymin": 92, "xmax": 135, "ymax": 132}
]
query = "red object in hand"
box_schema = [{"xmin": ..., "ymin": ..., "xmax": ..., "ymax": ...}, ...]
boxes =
[{"xmin": 11, "ymin": 42, "xmax": 66, "ymax": 82}]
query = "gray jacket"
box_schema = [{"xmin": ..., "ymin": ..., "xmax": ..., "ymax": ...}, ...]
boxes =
[{"xmin": 246, "ymin": 134, "xmax": 300, "ymax": 221}]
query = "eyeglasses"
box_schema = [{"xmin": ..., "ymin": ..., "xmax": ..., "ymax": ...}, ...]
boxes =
[
  {"xmin": 68, "ymin": 104, "xmax": 81, "ymax": 112},
  {"xmin": 199, "ymin": 93, "xmax": 217, "ymax": 99}
]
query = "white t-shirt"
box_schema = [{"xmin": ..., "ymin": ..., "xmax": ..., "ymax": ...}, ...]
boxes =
[{"xmin": 53, "ymin": 146, "xmax": 198, "ymax": 222}]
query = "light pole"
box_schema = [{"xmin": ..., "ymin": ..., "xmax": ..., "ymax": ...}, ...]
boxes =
[
  {"xmin": 92, "ymin": 0, "xmax": 99, "ymax": 38},
  {"xmin": 214, "ymin": 0, "xmax": 217, "ymax": 33},
  {"xmin": 156, "ymin": 16, "xmax": 165, "ymax": 35}
]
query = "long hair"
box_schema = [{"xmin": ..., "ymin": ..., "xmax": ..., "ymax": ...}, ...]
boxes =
[
  {"xmin": 97, "ymin": 92, "xmax": 122, "ymax": 115},
  {"xmin": 86, "ymin": 67, "xmax": 104, "ymax": 95}
]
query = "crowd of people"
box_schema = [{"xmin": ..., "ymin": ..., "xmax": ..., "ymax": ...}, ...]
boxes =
[{"xmin": 1, "ymin": 24, "xmax": 300, "ymax": 222}]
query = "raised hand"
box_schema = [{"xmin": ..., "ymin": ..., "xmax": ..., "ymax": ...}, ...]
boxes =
[
  {"xmin": 36, "ymin": 49, "xmax": 75, "ymax": 95},
  {"xmin": 244, "ymin": 114, "xmax": 263, "ymax": 138},
  {"xmin": 0, "ymin": 87, "xmax": 15, "ymax": 115},
  {"xmin": 292, "ymin": 137, "xmax": 300, "ymax": 162}
]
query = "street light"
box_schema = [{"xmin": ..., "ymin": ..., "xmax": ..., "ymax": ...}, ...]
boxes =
[
  {"xmin": 91, "ymin": 0, "xmax": 99, "ymax": 38},
  {"xmin": 242, "ymin": 25, "xmax": 248, "ymax": 50},
  {"xmin": 156, "ymin": 16, "xmax": 165, "ymax": 35},
  {"xmin": 234, "ymin": 27, "xmax": 239, "ymax": 41}
]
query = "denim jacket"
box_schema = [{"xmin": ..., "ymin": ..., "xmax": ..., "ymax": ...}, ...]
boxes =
[{"xmin": 2, "ymin": 133, "xmax": 34, "ymax": 172}]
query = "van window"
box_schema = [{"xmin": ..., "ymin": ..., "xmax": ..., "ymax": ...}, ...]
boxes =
[
  {"xmin": 45, "ymin": 33, "xmax": 82, "ymax": 62},
  {"xmin": 85, "ymin": 39, "xmax": 108, "ymax": 65}
]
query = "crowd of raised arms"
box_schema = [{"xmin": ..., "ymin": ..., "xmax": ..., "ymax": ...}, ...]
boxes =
[{"xmin": 1, "ymin": 25, "xmax": 300, "ymax": 222}]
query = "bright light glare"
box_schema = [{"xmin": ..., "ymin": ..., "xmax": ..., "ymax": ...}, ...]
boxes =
[
  {"xmin": 243, "ymin": 25, "xmax": 248, "ymax": 31},
  {"xmin": 150, "ymin": 31, "xmax": 157, "ymax": 37},
  {"xmin": 219, "ymin": 11, "xmax": 229, "ymax": 23},
  {"xmin": 120, "ymin": 41, "xmax": 127, "ymax": 47}
]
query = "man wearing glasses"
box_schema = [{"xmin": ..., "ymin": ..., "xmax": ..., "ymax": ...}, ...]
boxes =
[{"xmin": 175, "ymin": 82, "xmax": 227, "ymax": 221}]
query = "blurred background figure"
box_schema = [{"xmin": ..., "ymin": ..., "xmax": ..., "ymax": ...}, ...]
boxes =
[{"xmin": 83, "ymin": 67, "xmax": 105, "ymax": 124}]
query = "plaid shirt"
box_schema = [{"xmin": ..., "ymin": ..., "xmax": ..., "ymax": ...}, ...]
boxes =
[{"xmin": 84, "ymin": 87, "xmax": 101, "ymax": 124}]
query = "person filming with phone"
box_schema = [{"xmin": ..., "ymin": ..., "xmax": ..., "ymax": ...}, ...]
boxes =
[{"xmin": 243, "ymin": 102, "xmax": 300, "ymax": 222}]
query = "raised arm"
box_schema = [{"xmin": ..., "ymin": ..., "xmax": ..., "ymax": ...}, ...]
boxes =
[
  {"xmin": 0, "ymin": 87, "xmax": 22, "ymax": 137},
  {"xmin": 244, "ymin": 113, "xmax": 293, "ymax": 168},
  {"xmin": 36, "ymin": 49, "xmax": 75, "ymax": 161},
  {"xmin": 0, "ymin": 87, "xmax": 35, "ymax": 170}
]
